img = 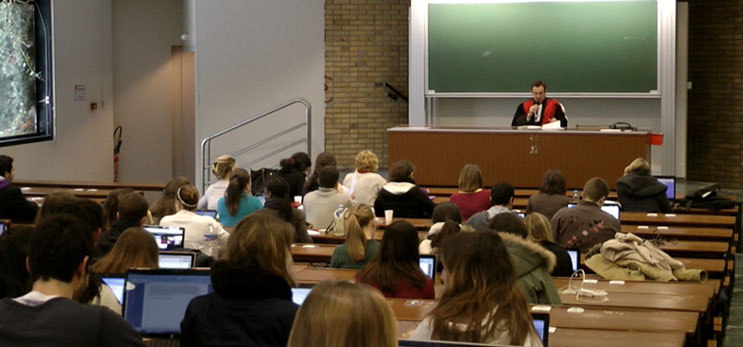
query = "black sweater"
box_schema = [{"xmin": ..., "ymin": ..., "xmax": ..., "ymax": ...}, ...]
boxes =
[
  {"xmin": 0, "ymin": 183, "xmax": 38, "ymax": 223},
  {"xmin": 616, "ymin": 172, "xmax": 672, "ymax": 213}
]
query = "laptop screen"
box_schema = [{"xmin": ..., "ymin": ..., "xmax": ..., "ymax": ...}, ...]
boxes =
[
  {"xmin": 531, "ymin": 312, "xmax": 550, "ymax": 346},
  {"xmin": 195, "ymin": 210, "xmax": 217, "ymax": 219},
  {"xmin": 143, "ymin": 226, "xmax": 185, "ymax": 250},
  {"xmin": 291, "ymin": 287, "xmax": 313, "ymax": 305},
  {"xmin": 567, "ymin": 203, "xmax": 620, "ymax": 220},
  {"xmin": 566, "ymin": 249, "xmax": 579, "ymax": 272},
  {"xmin": 101, "ymin": 276, "xmax": 126, "ymax": 305},
  {"xmin": 419, "ymin": 255, "xmax": 436, "ymax": 281},
  {"xmin": 159, "ymin": 253, "xmax": 194, "ymax": 269},
  {"xmin": 0, "ymin": 223, "xmax": 5, "ymax": 237},
  {"xmin": 123, "ymin": 269, "xmax": 212, "ymax": 335},
  {"xmin": 656, "ymin": 176, "xmax": 676, "ymax": 200}
]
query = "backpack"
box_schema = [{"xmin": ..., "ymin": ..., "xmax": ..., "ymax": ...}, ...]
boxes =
[
  {"xmin": 250, "ymin": 168, "xmax": 279, "ymax": 196},
  {"xmin": 678, "ymin": 184, "xmax": 737, "ymax": 211},
  {"xmin": 326, "ymin": 207, "xmax": 350, "ymax": 236}
]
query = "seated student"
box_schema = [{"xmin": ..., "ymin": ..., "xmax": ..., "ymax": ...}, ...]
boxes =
[
  {"xmin": 198, "ymin": 154, "xmax": 236, "ymax": 210},
  {"xmin": 217, "ymin": 168, "xmax": 263, "ymax": 228},
  {"xmin": 488, "ymin": 214, "xmax": 561, "ymax": 305},
  {"xmin": 0, "ymin": 215, "xmax": 144, "ymax": 346},
  {"xmin": 102, "ymin": 188, "xmax": 133, "ymax": 229},
  {"xmin": 465, "ymin": 181, "xmax": 515, "ymax": 232},
  {"xmin": 343, "ymin": 150, "xmax": 387, "ymax": 206},
  {"xmin": 357, "ymin": 220, "xmax": 435, "ymax": 299},
  {"xmin": 278, "ymin": 152, "xmax": 312, "ymax": 199},
  {"xmin": 524, "ymin": 213, "xmax": 574, "ymax": 277},
  {"xmin": 421, "ymin": 203, "xmax": 464, "ymax": 254},
  {"xmin": 449, "ymin": 164, "xmax": 491, "ymax": 220},
  {"xmin": 35, "ymin": 191, "xmax": 77, "ymax": 224},
  {"xmin": 251, "ymin": 176, "xmax": 312, "ymax": 243},
  {"xmin": 330, "ymin": 204, "xmax": 380, "ymax": 269},
  {"xmin": 161, "ymin": 184, "xmax": 229, "ymax": 257},
  {"xmin": 181, "ymin": 213, "xmax": 299, "ymax": 347},
  {"xmin": 617, "ymin": 157, "xmax": 672, "ymax": 213},
  {"xmin": 420, "ymin": 220, "xmax": 463, "ymax": 255},
  {"xmin": 0, "ymin": 155, "xmax": 38, "ymax": 223},
  {"xmin": 527, "ymin": 169, "xmax": 570, "ymax": 220},
  {"xmin": 303, "ymin": 151, "xmax": 337, "ymax": 196},
  {"xmin": 303, "ymin": 166, "xmax": 352, "ymax": 228},
  {"xmin": 411, "ymin": 231, "xmax": 542, "ymax": 346},
  {"xmin": 0, "ymin": 226, "xmax": 33, "ymax": 299},
  {"xmin": 89, "ymin": 227, "xmax": 159, "ymax": 315},
  {"xmin": 287, "ymin": 281, "xmax": 397, "ymax": 347},
  {"xmin": 551, "ymin": 177, "xmax": 621, "ymax": 253},
  {"xmin": 374, "ymin": 160, "xmax": 435, "ymax": 219},
  {"xmin": 96, "ymin": 192, "xmax": 149, "ymax": 258},
  {"xmin": 150, "ymin": 176, "xmax": 190, "ymax": 223}
]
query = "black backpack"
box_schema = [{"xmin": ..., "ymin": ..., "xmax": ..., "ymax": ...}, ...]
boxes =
[
  {"xmin": 250, "ymin": 168, "xmax": 279, "ymax": 196},
  {"xmin": 678, "ymin": 184, "xmax": 737, "ymax": 211}
]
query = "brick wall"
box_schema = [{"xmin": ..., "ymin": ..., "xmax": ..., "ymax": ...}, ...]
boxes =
[
  {"xmin": 687, "ymin": 1, "xmax": 743, "ymax": 188},
  {"xmin": 325, "ymin": 0, "xmax": 410, "ymax": 170}
]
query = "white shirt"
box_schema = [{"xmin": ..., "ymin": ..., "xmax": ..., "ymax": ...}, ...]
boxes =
[
  {"xmin": 159, "ymin": 210, "xmax": 229, "ymax": 257},
  {"xmin": 197, "ymin": 180, "xmax": 230, "ymax": 210},
  {"xmin": 13, "ymin": 291, "xmax": 59, "ymax": 307},
  {"xmin": 343, "ymin": 171, "xmax": 387, "ymax": 206}
]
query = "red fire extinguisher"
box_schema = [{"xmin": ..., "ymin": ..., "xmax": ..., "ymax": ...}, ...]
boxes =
[{"xmin": 114, "ymin": 126, "xmax": 122, "ymax": 182}]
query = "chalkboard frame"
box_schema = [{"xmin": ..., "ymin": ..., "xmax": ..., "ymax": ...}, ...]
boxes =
[{"xmin": 424, "ymin": 0, "xmax": 662, "ymax": 98}]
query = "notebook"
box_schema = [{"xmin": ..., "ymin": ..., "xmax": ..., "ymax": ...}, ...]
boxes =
[
  {"xmin": 100, "ymin": 274, "xmax": 126, "ymax": 305},
  {"xmin": 567, "ymin": 203, "xmax": 620, "ymax": 220},
  {"xmin": 122, "ymin": 269, "xmax": 212, "ymax": 336},
  {"xmin": 531, "ymin": 312, "xmax": 550, "ymax": 346},
  {"xmin": 143, "ymin": 225, "xmax": 185, "ymax": 251},
  {"xmin": 194, "ymin": 210, "xmax": 218, "ymax": 219},
  {"xmin": 291, "ymin": 287, "xmax": 313, "ymax": 305},
  {"xmin": 159, "ymin": 251, "xmax": 196, "ymax": 269},
  {"xmin": 655, "ymin": 175, "xmax": 676, "ymax": 201},
  {"xmin": 566, "ymin": 249, "xmax": 580, "ymax": 273},
  {"xmin": 419, "ymin": 255, "xmax": 437, "ymax": 282}
]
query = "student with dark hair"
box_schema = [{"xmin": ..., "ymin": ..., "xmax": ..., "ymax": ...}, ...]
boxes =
[
  {"xmin": 56, "ymin": 199, "xmax": 107, "ymax": 247},
  {"xmin": 279, "ymin": 152, "xmax": 312, "ymax": 198},
  {"xmin": 35, "ymin": 191, "xmax": 78, "ymax": 224},
  {"xmin": 411, "ymin": 231, "xmax": 542, "ymax": 345},
  {"xmin": 0, "ymin": 226, "xmax": 33, "ymax": 299},
  {"xmin": 551, "ymin": 177, "xmax": 620, "ymax": 252},
  {"xmin": 303, "ymin": 151, "xmax": 337, "ymax": 196},
  {"xmin": 357, "ymin": 220, "xmax": 434, "ymax": 299},
  {"xmin": 449, "ymin": 164, "xmax": 491, "ymax": 219},
  {"xmin": 162, "ymin": 184, "xmax": 229, "ymax": 257},
  {"xmin": 330, "ymin": 204, "xmax": 380, "ymax": 269},
  {"xmin": 374, "ymin": 160, "xmax": 435, "ymax": 219},
  {"xmin": 150, "ymin": 176, "xmax": 190, "ymax": 223},
  {"xmin": 511, "ymin": 80, "xmax": 567, "ymax": 127},
  {"xmin": 527, "ymin": 169, "xmax": 570, "ymax": 219},
  {"xmin": 0, "ymin": 155, "xmax": 38, "ymax": 223},
  {"xmin": 0, "ymin": 215, "xmax": 144, "ymax": 346},
  {"xmin": 466, "ymin": 181, "xmax": 515, "ymax": 232},
  {"xmin": 420, "ymin": 203, "xmax": 463, "ymax": 254},
  {"xmin": 303, "ymin": 166, "xmax": 352, "ymax": 228},
  {"xmin": 617, "ymin": 157, "xmax": 671, "ymax": 212},
  {"xmin": 489, "ymin": 214, "xmax": 561, "ymax": 304},
  {"xmin": 217, "ymin": 168, "xmax": 263, "ymax": 227},
  {"xmin": 102, "ymin": 188, "xmax": 133, "ymax": 229},
  {"xmin": 252, "ymin": 176, "xmax": 312, "ymax": 243},
  {"xmin": 96, "ymin": 192, "xmax": 149, "ymax": 258},
  {"xmin": 181, "ymin": 213, "xmax": 299, "ymax": 347}
]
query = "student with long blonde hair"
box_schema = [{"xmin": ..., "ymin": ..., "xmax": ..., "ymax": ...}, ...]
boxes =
[
  {"xmin": 330, "ymin": 204, "xmax": 380, "ymax": 269},
  {"xmin": 287, "ymin": 281, "xmax": 397, "ymax": 347},
  {"xmin": 412, "ymin": 231, "xmax": 542, "ymax": 346},
  {"xmin": 524, "ymin": 213, "xmax": 573, "ymax": 277},
  {"xmin": 343, "ymin": 150, "xmax": 387, "ymax": 206},
  {"xmin": 181, "ymin": 213, "xmax": 298, "ymax": 347},
  {"xmin": 198, "ymin": 154, "xmax": 236, "ymax": 210}
]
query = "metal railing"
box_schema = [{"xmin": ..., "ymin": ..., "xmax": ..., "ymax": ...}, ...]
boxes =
[{"xmin": 200, "ymin": 98, "xmax": 311, "ymax": 193}]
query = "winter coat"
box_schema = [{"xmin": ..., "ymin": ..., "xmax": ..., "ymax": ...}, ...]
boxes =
[
  {"xmin": 499, "ymin": 232, "xmax": 562, "ymax": 305},
  {"xmin": 374, "ymin": 182, "xmax": 435, "ymax": 219},
  {"xmin": 616, "ymin": 172, "xmax": 672, "ymax": 213}
]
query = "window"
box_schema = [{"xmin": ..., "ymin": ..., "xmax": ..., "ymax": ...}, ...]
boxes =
[{"xmin": 0, "ymin": 0, "xmax": 53, "ymax": 147}]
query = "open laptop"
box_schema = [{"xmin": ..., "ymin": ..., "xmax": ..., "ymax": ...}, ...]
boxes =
[
  {"xmin": 100, "ymin": 274, "xmax": 126, "ymax": 305},
  {"xmin": 655, "ymin": 175, "xmax": 676, "ymax": 201},
  {"xmin": 566, "ymin": 248, "xmax": 580, "ymax": 273},
  {"xmin": 143, "ymin": 225, "xmax": 185, "ymax": 251},
  {"xmin": 291, "ymin": 287, "xmax": 313, "ymax": 305},
  {"xmin": 159, "ymin": 251, "xmax": 196, "ymax": 269},
  {"xmin": 531, "ymin": 312, "xmax": 550, "ymax": 346},
  {"xmin": 195, "ymin": 210, "xmax": 218, "ymax": 219},
  {"xmin": 567, "ymin": 203, "xmax": 620, "ymax": 220},
  {"xmin": 122, "ymin": 269, "xmax": 212, "ymax": 338},
  {"xmin": 419, "ymin": 255, "xmax": 437, "ymax": 282},
  {"xmin": 0, "ymin": 223, "xmax": 5, "ymax": 237}
]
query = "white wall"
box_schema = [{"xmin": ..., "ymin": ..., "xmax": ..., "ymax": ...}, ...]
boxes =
[
  {"xmin": 193, "ymin": 0, "xmax": 325, "ymax": 190},
  {"xmin": 112, "ymin": 0, "xmax": 183, "ymax": 184},
  {"xmin": 3, "ymin": 0, "xmax": 114, "ymax": 181}
]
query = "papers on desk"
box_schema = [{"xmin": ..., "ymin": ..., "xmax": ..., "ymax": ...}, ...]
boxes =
[
  {"xmin": 307, "ymin": 229, "xmax": 324, "ymax": 236},
  {"xmin": 515, "ymin": 123, "xmax": 564, "ymax": 130},
  {"xmin": 517, "ymin": 125, "xmax": 542, "ymax": 130}
]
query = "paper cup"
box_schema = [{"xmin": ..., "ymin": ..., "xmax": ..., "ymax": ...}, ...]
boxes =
[
  {"xmin": 294, "ymin": 196, "xmax": 302, "ymax": 204},
  {"xmin": 384, "ymin": 209, "xmax": 394, "ymax": 224}
]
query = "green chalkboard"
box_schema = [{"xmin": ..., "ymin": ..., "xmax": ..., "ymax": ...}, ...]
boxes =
[{"xmin": 428, "ymin": 1, "xmax": 658, "ymax": 93}]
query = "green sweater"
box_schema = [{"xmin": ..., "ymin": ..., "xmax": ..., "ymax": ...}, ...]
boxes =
[{"xmin": 330, "ymin": 240, "xmax": 380, "ymax": 269}]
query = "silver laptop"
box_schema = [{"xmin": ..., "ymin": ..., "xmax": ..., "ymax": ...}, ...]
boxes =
[
  {"xmin": 143, "ymin": 225, "xmax": 185, "ymax": 251},
  {"xmin": 159, "ymin": 251, "xmax": 196, "ymax": 269}
]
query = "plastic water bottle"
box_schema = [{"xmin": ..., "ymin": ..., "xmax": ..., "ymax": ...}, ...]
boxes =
[
  {"xmin": 333, "ymin": 204, "xmax": 346, "ymax": 236},
  {"xmin": 204, "ymin": 224, "xmax": 218, "ymax": 258}
]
